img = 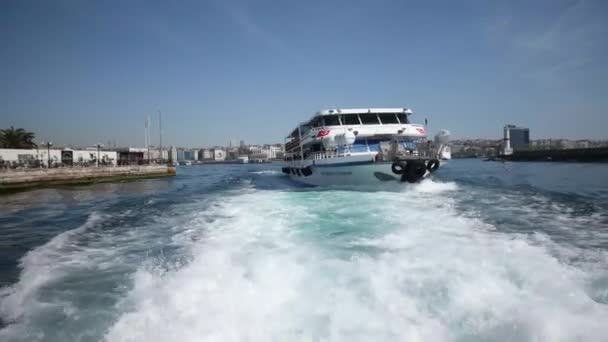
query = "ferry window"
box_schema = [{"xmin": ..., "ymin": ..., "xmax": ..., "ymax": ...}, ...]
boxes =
[
  {"xmin": 300, "ymin": 125, "xmax": 310, "ymax": 137},
  {"xmin": 359, "ymin": 113, "xmax": 380, "ymax": 125},
  {"xmin": 323, "ymin": 115, "xmax": 341, "ymax": 126},
  {"xmin": 341, "ymin": 114, "xmax": 360, "ymax": 125},
  {"xmin": 378, "ymin": 113, "xmax": 399, "ymax": 124},
  {"xmin": 397, "ymin": 113, "xmax": 409, "ymax": 124},
  {"xmin": 311, "ymin": 117, "xmax": 323, "ymax": 128}
]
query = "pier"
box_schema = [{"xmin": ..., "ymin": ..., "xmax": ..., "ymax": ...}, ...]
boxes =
[{"xmin": 0, "ymin": 165, "xmax": 176, "ymax": 193}]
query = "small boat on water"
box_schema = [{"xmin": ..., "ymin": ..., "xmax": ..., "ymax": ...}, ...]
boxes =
[{"xmin": 282, "ymin": 107, "xmax": 450, "ymax": 186}]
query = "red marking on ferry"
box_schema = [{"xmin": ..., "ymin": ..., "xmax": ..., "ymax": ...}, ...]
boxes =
[
  {"xmin": 416, "ymin": 128, "xmax": 425, "ymax": 134},
  {"xmin": 317, "ymin": 130, "xmax": 331, "ymax": 137}
]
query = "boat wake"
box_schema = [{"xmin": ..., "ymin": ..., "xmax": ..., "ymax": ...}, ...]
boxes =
[
  {"xmin": 1, "ymin": 173, "xmax": 607, "ymax": 342},
  {"xmin": 104, "ymin": 183, "xmax": 607, "ymax": 342}
]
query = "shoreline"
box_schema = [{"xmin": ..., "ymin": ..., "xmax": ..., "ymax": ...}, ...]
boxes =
[{"xmin": 0, "ymin": 165, "xmax": 176, "ymax": 194}]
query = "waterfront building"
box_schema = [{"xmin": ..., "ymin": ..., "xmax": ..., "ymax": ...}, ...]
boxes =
[
  {"xmin": 0, "ymin": 148, "xmax": 117, "ymax": 167},
  {"xmin": 266, "ymin": 145, "xmax": 282, "ymax": 159},
  {"xmin": 559, "ymin": 139, "xmax": 591, "ymax": 149},
  {"xmin": 168, "ymin": 146, "xmax": 178, "ymax": 162},
  {"xmin": 213, "ymin": 148, "xmax": 226, "ymax": 161},
  {"xmin": 114, "ymin": 147, "xmax": 146, "ymax": 165},
  {"xmin": 183, "ymin": 149, "xmax": 194, "ymax": 161},
  {"xmin": 507, "ymin": 125, "xmax": 530, "ymax": 150},
  {"xmin": 226, "ymin": 149, "xmax": 239, "ymax": 160},
  {"xmin": 238, "ymin": 140, "xmax": 248, "ymax": 155},
  {"xmin": 249, "ymin": 145, "xmax": 263, "ymax": 156},
  {"xmin": 199, "ymin": 148, "xmax": 213, "ymax": 160},
  {"xmin": 198, "ymin": 148, "xmax": 207, "ymax": 161},
  {"xmin": 145, "ymin": 148, "xmax": 168, "ymax": 161},
  {"xmin": 503, "ymin": 125, "xmax": 530, "ymax": 155},
  {"xmin": 176, "ymin": 148, "xmax": 185, "ymax": 161}
]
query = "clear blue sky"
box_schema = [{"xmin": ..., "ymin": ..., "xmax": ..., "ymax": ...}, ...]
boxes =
[{"xmin": 2, "ymin": 0, "xmax": 607, "ymax": 147}]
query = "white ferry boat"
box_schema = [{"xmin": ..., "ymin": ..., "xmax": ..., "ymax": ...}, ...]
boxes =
[{"xmin": 282, "ymin": 108, "xmax": 450, "ymax": 186}]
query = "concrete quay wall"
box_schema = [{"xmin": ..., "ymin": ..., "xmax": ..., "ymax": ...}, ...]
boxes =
[
  {"xmin": 503, "ymin": 147, "xmax": 608, "ymax": 162},
  {"xmin": 0, "ymin": 165, "xmax": 176, "ymax": 191}
]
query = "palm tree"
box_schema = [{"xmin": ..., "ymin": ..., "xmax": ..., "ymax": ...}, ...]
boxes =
[{"xmin": 0, "ymin": 126, "xmax": 37, "ymax": 149}]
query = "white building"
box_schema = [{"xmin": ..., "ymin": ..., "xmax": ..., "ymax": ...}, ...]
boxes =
[
  {"xmin": 145, "ymin": 149, "xmax": 169, "ymax": 161},
  {"xmin": 213, "ymin": 148, "xmax": 226, "ymax": 161},
  {"xmin": 73, "ymin": 149, "xmax": 117, "ymax": 165},
  {"xmin": 264, "ymin": 145, "xmax": 283, "ymax": 159},
  {"xmin": 249, "ymin": 145, "xmax": 263, "ymax": 155},
  {"xmin": 0, "ymin": 148, "xmax": 117, "ymax": 167},
  {"xmin": 199, "ymin": 148, "xmax": 213, "ymax": 160},
  {"xmin": 168, "ymin": 146, "xmax": 178, "ymax": 162}
]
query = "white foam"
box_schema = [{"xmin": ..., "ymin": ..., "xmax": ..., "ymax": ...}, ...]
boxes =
[
  {"xmin": 104, "ymin": 188, "xmax": 608, "ymax": 342},
  {"xmin": 411, "ymin": 178, "xmax": 459, "ymax": 193},
  {"xmin": 249, "ymin": 170, "xmax": 281, "ymax": 175},
  {"xmin": 0, "ymin": 212, "xmax": 104, "ymax": 324}
]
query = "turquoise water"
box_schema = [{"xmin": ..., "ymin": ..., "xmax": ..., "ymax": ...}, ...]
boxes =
[{"xmin": 1, "ymin": 160, "xmax": 608, "ymax": 341}]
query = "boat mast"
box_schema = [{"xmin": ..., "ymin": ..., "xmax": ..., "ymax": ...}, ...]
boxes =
[{"xmin": 158, "ymin": 110, "xmax": 163, "ymax": 163}]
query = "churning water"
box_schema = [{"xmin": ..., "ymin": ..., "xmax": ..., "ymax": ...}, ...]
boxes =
[{"xmin": 1, "ymin": 160, "xmax": 607, "ymax": 341}]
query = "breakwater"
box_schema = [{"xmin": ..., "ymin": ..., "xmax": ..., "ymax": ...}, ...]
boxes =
[
  {"xmin": 0, "ymin": 165, "xmax": 176, "ymax": 192},
  {"xmin": 503, "ymin": 147, "xmax": 608, "ymax": 162}
]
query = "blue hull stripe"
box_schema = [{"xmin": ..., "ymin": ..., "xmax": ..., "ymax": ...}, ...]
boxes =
[{"xmin": 313, "ymin": 160, "xmax": 378, "ymax": 168}]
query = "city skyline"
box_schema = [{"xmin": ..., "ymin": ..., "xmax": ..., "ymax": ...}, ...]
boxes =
[{"xmin": 2, "ymin": 0, "xmax": 607, "ymax": 146}]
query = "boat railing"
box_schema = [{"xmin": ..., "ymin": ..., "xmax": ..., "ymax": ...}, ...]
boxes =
[
  {"xmin": 311, "ymin": 151, "xmax": 340, "ymax": 160},
  {"xmin": 309, "ymin": 148, "xmax": 374, "ymax": 160},
  {"xmin": 306, "ymin": 140, "xmax": 440, "ymax": 161}
]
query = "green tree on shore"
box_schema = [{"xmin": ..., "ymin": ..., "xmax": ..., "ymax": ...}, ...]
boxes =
[{"xmin": 0, "ymin": 126, "xmax": 37, "ymax": 149}]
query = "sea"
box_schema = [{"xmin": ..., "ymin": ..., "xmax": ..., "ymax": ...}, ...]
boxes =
[{"xmin": 0, "ymin": 160, "xmax": 607, "ymax": 342}]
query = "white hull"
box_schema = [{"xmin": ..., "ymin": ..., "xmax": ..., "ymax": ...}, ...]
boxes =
[{"xmin": 286, "ymin": 162, "xmax": 432, "ymax": 186}]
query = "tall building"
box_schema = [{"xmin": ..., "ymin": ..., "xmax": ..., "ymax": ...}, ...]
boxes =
[
  {"xmin": 509, "ymin": 126, "xmax": 530, "ymax": 149},
  {"xmin": 504, "ymin": 125, "xmax": 530, "ymax": 154}
]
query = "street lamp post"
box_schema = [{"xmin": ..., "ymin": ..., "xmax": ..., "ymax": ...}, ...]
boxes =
[
  {"xmin": 158, "ymin": 110, "xmax": 163, "ymax": 164},
  {"xmin": 35, "ymin": 142, "xmax": 40, "ymax": 168},
  {"xmin": 96, "ymin": 143, "xmax": 103, "ymax": 167},
  {"xmin": 45, "ymin": 142, "xmax": 53, "ymax": 168}
]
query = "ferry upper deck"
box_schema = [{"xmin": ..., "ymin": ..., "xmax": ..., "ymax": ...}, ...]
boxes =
[{"xmin": 285, "ymin": 108, "xmax": 426, "ymax": 155}]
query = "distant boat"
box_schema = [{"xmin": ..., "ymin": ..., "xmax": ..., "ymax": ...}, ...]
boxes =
[{"xmin": 282, "ymin": 107, "xmax": 450, "ymax": 186}]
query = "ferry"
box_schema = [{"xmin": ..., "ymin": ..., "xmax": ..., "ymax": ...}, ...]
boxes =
[{"xmin": 282, "ymin": 108, "xmax": 450, "ymax": 186}]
